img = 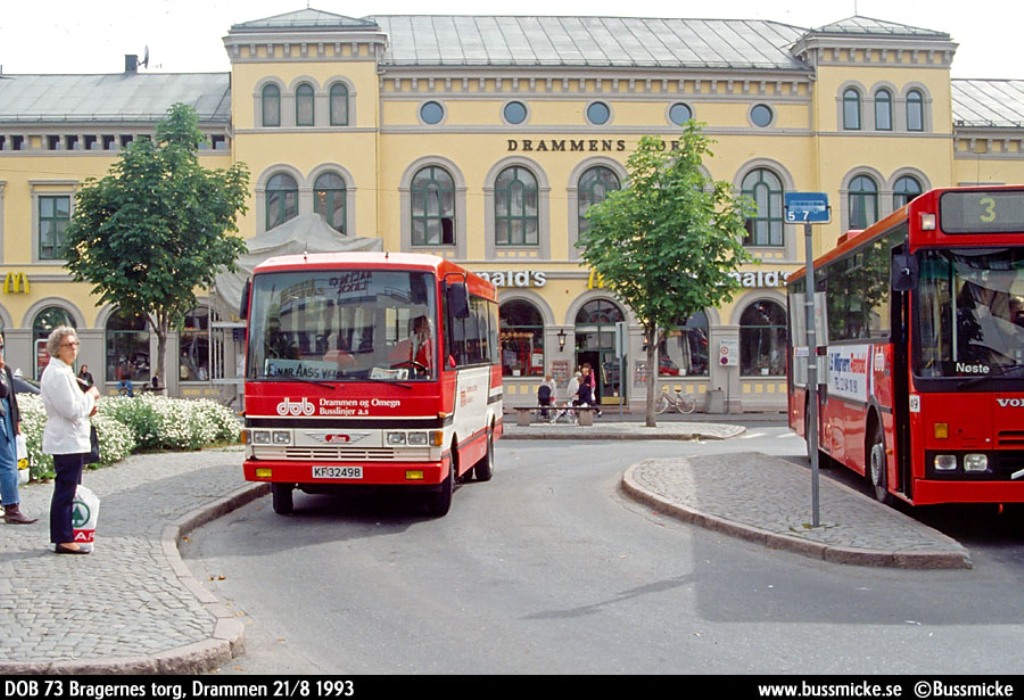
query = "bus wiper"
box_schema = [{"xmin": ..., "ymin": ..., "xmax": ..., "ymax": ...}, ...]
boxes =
[{"xmin": 958, "ymin": 363, "xmax": 1024, "ymax": 389}]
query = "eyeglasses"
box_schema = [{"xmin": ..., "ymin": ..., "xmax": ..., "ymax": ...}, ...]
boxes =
[{"xmin": 61, "ymin": 341, "xmax": 80, "ymax": 348}]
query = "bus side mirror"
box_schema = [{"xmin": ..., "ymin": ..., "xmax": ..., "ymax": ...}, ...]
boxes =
[
  {"xmin": 891, "ymin": 253, "xmax": 918, "ymax": 292},
  {"xmin": 447, "ymin": 282, "xmax": 470, "ymax": 319},
  {"xmin": 239, "ymin": 279, "xmax": 251, "ymax": 320}
]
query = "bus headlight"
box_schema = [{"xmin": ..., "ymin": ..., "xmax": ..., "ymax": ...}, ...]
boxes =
[
  {"xmin": 386, "ymin": 432, "xmax": 407, "ymax": 446},
  {"xmin": 407, "ymin": 432, "xmax": 428, "ymax": 446},
  {"xmin": 964, "ymin": 454, "xmax": 989, "ymax": 472},
  {"xmin": 272, "ymin": 431, "xmax": 291, "ymax": 445},
  {"xmin": 934, "ymin": 454, "xmax": 957, "ymax": 471},
  {"xmin": 251, "ymin": 430, "xmax": 271, "ymax": 445}
]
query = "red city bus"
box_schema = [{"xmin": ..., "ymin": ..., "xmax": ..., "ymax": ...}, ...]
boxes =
[
  {"xmin": 240, "ymin": 252, "xmax": 502, "ymax": 517},
  {"xmin": 788, "ymin": 186, "xmax": 1024, "ymax": 506}
]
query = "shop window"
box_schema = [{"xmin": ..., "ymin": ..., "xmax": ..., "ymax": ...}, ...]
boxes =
[
  {"xmin": 180, "ymin": 306, "xmax": 214, "ymax": 381},
  {"xmin": 314, "ymin": 172, "xmax": 346, "ymax": 233},
  {"xmin": 296, "ymin": 83, "xmax": 315, "ymax": 127},
  {"xmin": 105, "ymin": 309, "xmax": 150, "ymax": 384},
  {"xmin": 842, "ymin": 88, "xmax": 861, "ymax": 130},
  {"xmin": 495, "ymin": 166, "xmax": 539, "ymax": 247},
  {"xmin": 411, "ymin": 166, "xmax": 455, "ymax": 246},
  {"xmin": 874, "ymin": 89, "xmax": 893, "ymax": 131},
  {"xmin": 38, "ymin": 195, "xmax": 71, "ymax": 260},
  {"xmin": 740, "ymin": 301, "xmax": 786, "ymax": 377},
  {"xmin": 266, "ymin": 173, "xmax": 298, "ymax": 231},
  {"xmin": 330, "ymin": 83, "xmax": 349, "ymax": 126},
  {"xmin": 893, "ymin": 175, "xmax": 923, "ymax": 209},
  {"xmin": 576, "ymin": 299, "xmax": 624, "ymax": 325},
  {"xmin": 33, "ymin": 306, "xmax": 76, "ymax": 380},
  {"xmin": 262, "ymin": 84, "xmax": 281, "ymax": 127},
  {"xmin": 907, "ymin": 89, "xmax": 925, "ymax": 132},
  {"xmin": 578, "ymin": 166, "xmax": 620, "ymax": 237},
  {"xmin": 659, "ymin": 311, "xmax": 709, "ymax": 377},
  {"xmin": 848, "ymin": 175, "xmax": 879, "ymax": 230},
  {"xmin": 741, "ymin": 168, "xmax": 784, "ymax": 247},
  {"xmin": 499, "ymin": 300, "xmax": 544, "ymax": 377}
]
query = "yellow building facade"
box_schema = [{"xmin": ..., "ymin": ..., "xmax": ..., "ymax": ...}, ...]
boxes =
[{"xmin": 2, "ymin": 9, "xmax": 1023, "ymax": 410}]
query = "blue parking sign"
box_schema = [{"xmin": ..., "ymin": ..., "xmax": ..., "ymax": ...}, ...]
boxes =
[{"xmin": 784, "ymin": 192, "xmax": 830, "ymax": 223}]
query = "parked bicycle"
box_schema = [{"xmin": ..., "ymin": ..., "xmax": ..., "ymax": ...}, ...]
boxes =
[{"xmin": 656, "ymin": 389, "xmax": 696, "ymax": 414}]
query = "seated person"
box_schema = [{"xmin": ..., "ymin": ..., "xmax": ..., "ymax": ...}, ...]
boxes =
[
  {"xmin": 116, "ymin": 377, "xmax": 134, "ymax": 397},
  {"xmin": 388, "ymin": 316, "xmax": 433, "ymax": 374}
]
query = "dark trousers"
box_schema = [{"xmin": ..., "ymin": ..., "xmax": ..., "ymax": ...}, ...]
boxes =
[{"xmin": 50, "ymin": 453, "xmax": 85, "ymax": 544}]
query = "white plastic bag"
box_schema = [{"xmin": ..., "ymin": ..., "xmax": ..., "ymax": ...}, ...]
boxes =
[
  {"xmin": 16, "ymin": 434, "xmax": 28, "ymax": 486},
  {"xmin": 71, "ymin": 485, "xmax": 101, "ymax": 553}
]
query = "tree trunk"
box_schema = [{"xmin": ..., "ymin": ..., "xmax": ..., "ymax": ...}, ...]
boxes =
[{"xmin": 645, "ymin": 325, "xmax": 659, "ymax": 428}]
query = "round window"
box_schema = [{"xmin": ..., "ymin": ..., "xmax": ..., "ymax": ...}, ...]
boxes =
[
  {"xmin": 586, "ymin": 101, "xmax": 611, "ymax": 125},
  {"xmin": 503, "ymin": 101, "xmax": 528, "ymax": 125},
  {"xmin": 420, "ymin": 101, "xmax": 445, "ymax": 125},
  {"xmin": 669, "ymin": 102, "xmax": 693, "ymax": 126},
  {"xmin": 751, "ymin": 104, "xmax": 774, "ymax": 128}
]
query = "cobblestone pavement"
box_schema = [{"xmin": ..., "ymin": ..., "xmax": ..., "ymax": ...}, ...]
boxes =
[{"xmin": 0, "ymin": 418, "xmax": 970, "ymax": 674}]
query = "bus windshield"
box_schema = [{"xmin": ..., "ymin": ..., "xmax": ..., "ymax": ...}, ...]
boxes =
[
  {"xmin": 915, "ymin": 248, "xmax": 1024, "ymax": 378},
  {"xmin": 246, "ymin": 269, "xmax": 438, "ymax": 382}
]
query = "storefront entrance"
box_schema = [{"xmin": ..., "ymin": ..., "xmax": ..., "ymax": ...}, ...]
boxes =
[{"xmin": 575, "ymin": 299, "xmax": 626, "ymax": 407}]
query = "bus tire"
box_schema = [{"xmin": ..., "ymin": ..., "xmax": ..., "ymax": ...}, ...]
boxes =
[
  {"xmin": 869, "ymin": 422, "xmax": 894, "ymax": 506},
  {"xmin": 427, "ymin": 459, "xmax": 455, "ymax": 517},
  {"xmin": 473, "ymin": 428, "xmax": 494, "ymax": 482},
  {"xmin": 271, "ymin": 483, "xmax": 294, "ymax": 515}
]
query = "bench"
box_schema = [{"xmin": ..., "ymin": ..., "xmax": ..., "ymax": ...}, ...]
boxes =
[{"xmin": 512, "ymin": 405, "xmax": 596, "ymax": 427}]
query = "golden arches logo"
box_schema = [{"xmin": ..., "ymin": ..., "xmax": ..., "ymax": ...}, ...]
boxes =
[
  {"xmin": 3, "ymin": 272, "xmax": 29, "ymax": 294},
  {"xmin": 586, "ymin": 269, "xmax": 606, "ymax": 289}
]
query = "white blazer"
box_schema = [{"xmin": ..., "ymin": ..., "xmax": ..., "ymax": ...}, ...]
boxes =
[{"xmin": 40, "ymin": 357, "xmax": 96, "ymax": 455}]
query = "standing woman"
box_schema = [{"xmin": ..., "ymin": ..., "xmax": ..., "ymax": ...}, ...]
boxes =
[
  {"xmin": 0, "ymin": 335, "xmax": 36, "ymax": 524},
  {"xmin": 40, "ymin": 326, "xmax": 99, "ymax": 554}
]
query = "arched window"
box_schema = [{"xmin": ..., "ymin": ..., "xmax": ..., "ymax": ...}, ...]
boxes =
[
  {"xmin": 499, "ymin": 300, "xmax": 544, "ymax": 377},
  {"xmin": 261, "ymin": 84, "xmax": 281, "ymax": 127},
  {"xmin": 740, "ymin": 301, "xmax": 787, "ymax": 377},
  {"xmin": 848, "ymin": 175, "xmax": 879, "ymax": 230},
  {"xmin": 313, "ymin": 172, "xmax": 346, "ymax": 233},
  {"xmin": 659, "ymin": 311, "xmax": 709, "ymax": 377},
  {"xmin": 741, "ymin": 168, "xmax": 784, "ymax": 247},
  {"xmin": 329, "ymin": 83, "xmax": 349, "ymax": 126},
  {"xmin": 495, "ymin": 166, "xmax": 539, "ymax": 247},
  {"xmin": 33, "ymin": 306, "xmax": 76, "ymax": 379},
  {"xmin": 907, "ymin": 89, "xmax": 925, "ymax": 132},
  {"xmin": 296, "ymin": 83, "xmax": 315, "ymax": 127},
  {"xmin": 180, "ymin": 305, "xmax": 215, "ymax": 382},
  {"xmin": 893, "ymin": 175, "xmax": 923, "ymax": 209},
  {"xmin": 578, "ymin": 166, "xmax": 620, "ymax": 236},
  {"xmin": 411, "ymin": 166, "xmax": 455, "ymax": 246},
  {"xmin": 105, "ymin": 309, "xmax": 150, "ymax": 384},
  {"xmin": 843, "ymin": 88, "xmax": 862, "ymax": 130},
  {"xmin": 266, "ymin": 173, "xmax": 298, "ymax": 230},
  {"xmin": 874, "ymin": 89, "xmax": 893, "ymax": 131}
]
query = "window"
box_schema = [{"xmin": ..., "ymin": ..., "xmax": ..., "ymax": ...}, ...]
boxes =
[
  {"xmin": 750, "ymin": 104, "xmax": 774, "ymax": 127},
  {"xmin": 261, "ymin": 84, "xmax": 281, "ymax": 127},
  {"xmin": 848, "ymin": 175, "xmax": 879, "ymax": 230},
  {"xmin": 329, "ymin": 83, "xmax": 349, "ymax": 126},
  {"xmin": 499, "ymin": 300, "xmax": 544, "ymax": 377},
  {"xmin": 314, "ymin": 172, "xmax": 346, "ymax": 233},
  {"xmin": 38, "ymin": 195, "xmax": 71, "ymax": 260},
  {"xmin": 33, "ymin": 306, "xmax": 76, "ymax": 379},
  {"xmin": 874, "ymin": 89, "xmax": 892, "ymax": 131},
  {"xmin": 420, "ymin": 101, "xmax": 445, "ymax": 125},
  {"xmin": 741, "ymin": 169, "xmax": 784, "ymax": 247},
  {"xmin": 495, "ymin": 166, "xmax": 539, "ymax": 247},
  {"xmin": 893, "ymin": 175, "xmax": 923, "ymax": 209},
  {"xmin": 449, "ymin": 295, "xmax": 499, "ymax": 369},
  {"xmin": 587, "ymin": 102, "xmax": 610, "ymax": 125},
  {"xmin": 842, "ymin": 89, "xmax": 861, "ymax": 130},
  {"xmin": 578, "ymin": 166, "xmax": 620, "ymax": 236},
  {"xmin": 821, "ymin": 231, "xmax": 898, "ymax": 342},
  {"xmin": 105, "ymin": 309, "xmax": 150, "ymax": 384},
  {"xmin": 659, "ymin": 311, "xmax": 709, "ymax": 377},
  {"xmin": 669, "ymin": 102, "xmax": 693, "ymax": 126},
  {"xmin": 180, "ymin": 306, "xmax": 214, "ymax": 381},
  {"xmin": 576, "ymin": 299, "xmax": 624, "ymax": 325},
  {"xmin": 296, "ymin": 83, "xmax": 314, "ymax": 127},
  {"xmin": 266, "ymin": 173, "xmax": 298, "ymax": 231},
  {"xmin": 411, "ymin": 166, "xmax": 455, "ymax": 246},
  {"xmin": 740, "ymin": 301, "xmax": 787, "ymax": 377},
  {"xmin": 503, "ymin": 101, "xmax": 527, "ymax": 125},
  {"xmin": 907, "ymin": 89, "xmax": 924, "ymax": 132}
]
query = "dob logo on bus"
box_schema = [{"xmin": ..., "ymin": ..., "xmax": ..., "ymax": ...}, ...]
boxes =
[{"xmin": 276, "ymin": 397, "xmax": 315, "ymax": 416}]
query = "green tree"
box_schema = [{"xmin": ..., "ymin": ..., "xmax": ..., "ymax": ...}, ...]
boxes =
[
  {"xmin": 579, "ymin": 123, "xmax": 754, "ymax": 425},
  {"xmin": 64, "ymin": 103, "xmax": 249, "ymax": 386}
]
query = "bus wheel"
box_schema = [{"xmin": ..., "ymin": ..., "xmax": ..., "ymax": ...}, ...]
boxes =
[
  {"xmin": 271, "ymin": 483, "xmax": 294, "ymax": 515},
  {"xmin": 474, "ymin": 429, "xmax": 494, "ymax": 482},
  {"xmin": 427, "ymin": 460, "xmax": 455, "ymax": 517},
  {"xmin": 868, "ymin": 424, "xmax": 893, "ymax": 505}
]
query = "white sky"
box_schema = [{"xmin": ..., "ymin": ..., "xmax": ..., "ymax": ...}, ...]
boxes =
[{"xmin": 0, "ymin": 1, "xmax": 1017, "ymax": 79}]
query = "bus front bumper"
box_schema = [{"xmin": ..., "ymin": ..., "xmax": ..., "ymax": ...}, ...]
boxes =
[{"xmin": 244, "ymin": 458, "xmax": 450, "ymax": 487}]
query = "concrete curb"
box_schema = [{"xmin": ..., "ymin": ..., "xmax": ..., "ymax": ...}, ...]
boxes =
[{"xmin": 620, "ymin": 463, "xmax": 972, "ymax": 570}]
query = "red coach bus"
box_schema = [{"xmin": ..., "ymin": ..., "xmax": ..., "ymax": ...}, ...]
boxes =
[
  {"xmin": 788, "ymin": 186, "xmax": 1024, "ymax": 506},
  {"xmin": 240, "ymin": 252, "xmax": 502, "ymax": 517}
]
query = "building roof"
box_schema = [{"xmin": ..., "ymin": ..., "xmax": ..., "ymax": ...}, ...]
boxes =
[
  {"xmin": 230, "ymin": 8, "xmax": 378, "ymax": 32},
  {"xmin": 371, "ymin": 15, "xmax": 810, "ymax": 70},
  {"xmin": 0, "ymin": 73, "xmax": 230, "ymax": 125},
  {"xmin": 953, "ymin": 80, "xmax": 1024, "ymax": 128},
  {"xmin": 809, "ymin": 16, "xmax": 950, "ymax": 39}
]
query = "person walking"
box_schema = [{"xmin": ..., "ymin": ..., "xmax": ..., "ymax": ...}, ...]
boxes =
[
  {"xmin": 581, "ymin": 363, "xmax": 602, "ymax": 417},
  {"xmin": 0, "ymin": 336, "xmax": 36, "ymax": 525},
  {"xmin": 40, "ymin": 326, "xmax": 99, "ymax": 554}
]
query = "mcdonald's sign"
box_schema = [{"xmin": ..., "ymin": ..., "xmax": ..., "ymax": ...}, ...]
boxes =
[
  {"xmin": 586, "ymin": 268, "xmax": 606, "ymax": 290},
  {"xmin": 3, "ymin": 272, "xmax": 29, "ymax": 294}
]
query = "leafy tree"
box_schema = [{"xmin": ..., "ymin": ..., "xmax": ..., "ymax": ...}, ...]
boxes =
[
  {"xmin": 579, "ymin": 123, "xmax": 754, "ymax": 425},
  {"xmin": 64, "ymin": 103, "xmax": 249, "ymax": 387}
]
